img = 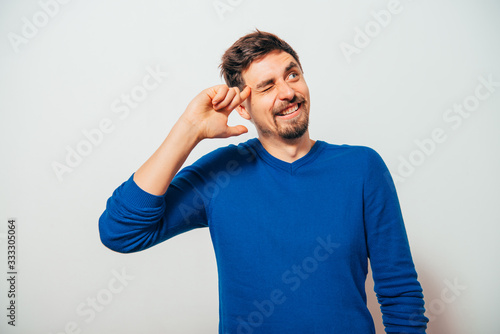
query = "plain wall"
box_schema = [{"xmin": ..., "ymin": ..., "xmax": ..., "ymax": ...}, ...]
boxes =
[{"xmin": 1, "ymin": 0, "xmax": 499, "ymax": 333}]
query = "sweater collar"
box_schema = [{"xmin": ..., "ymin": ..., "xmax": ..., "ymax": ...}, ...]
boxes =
[{"xmin": 246, "ymin": 137, "xmax": 325, "ymax": 174}]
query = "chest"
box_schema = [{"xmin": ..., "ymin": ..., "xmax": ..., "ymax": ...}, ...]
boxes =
[{"xmin": 207, "ymin": 166, "xmax": 367, "ymax": 263}]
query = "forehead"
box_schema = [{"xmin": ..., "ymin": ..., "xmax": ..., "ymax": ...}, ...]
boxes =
[{"xmin": 242, "ymin": 50, "xmax": 298, "ymax": 85}]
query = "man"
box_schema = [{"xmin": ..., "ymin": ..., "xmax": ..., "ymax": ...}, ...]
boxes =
[{"xmin": 99, "ymin": 30, "xmax": 428, "ymax": 333}]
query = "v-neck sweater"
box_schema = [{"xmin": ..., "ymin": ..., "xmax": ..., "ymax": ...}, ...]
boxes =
[{"xmin": 99, "ymin": 137, "xmax": 428, "ymax": 333}]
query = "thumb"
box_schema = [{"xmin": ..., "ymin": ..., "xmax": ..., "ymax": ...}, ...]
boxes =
[{"xmin": 225, "ymin": 125, "xmax": 248, "ymax": 137}]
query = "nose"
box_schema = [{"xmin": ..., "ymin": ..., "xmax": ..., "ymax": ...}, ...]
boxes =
[{"xmin": 276, "ymin": 80, "xmax": 295, "ymax": 101}]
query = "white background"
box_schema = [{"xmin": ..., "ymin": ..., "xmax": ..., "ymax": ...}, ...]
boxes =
[{"xmin": 1, "ymin": 0, "xmax": 499, "ymax": 333}]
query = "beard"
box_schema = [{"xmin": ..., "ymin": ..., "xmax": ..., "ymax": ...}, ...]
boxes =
[
  {"xmin": 254, "ymin": 108, "xmax": 309, "ymax": 140},
  {"xmin": 255, "ymin": 96, "xmax": 309, "ymax": 140},
  {"xmin": 275, "ymin": 108, "xmax": 309, "ymax": 139}
]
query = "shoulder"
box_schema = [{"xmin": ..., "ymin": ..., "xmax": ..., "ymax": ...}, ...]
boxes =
[
  {"xmin": 175, "ymin": 139, "xmax": 258, "ymax": 180},
  {"xmin": 322, "ymin": 142, "xmax": 395, "ymax": 195},
  {"xmin": 318, "ymin": 140, "xmax": 385, "ymax": 165},
  {"xmin": 315, "ymin": 141, "xmax": 392, "ymax": 184},
  {"xmin": 192, "ymin": 138, "xmax": 257, "ymax": 167}
]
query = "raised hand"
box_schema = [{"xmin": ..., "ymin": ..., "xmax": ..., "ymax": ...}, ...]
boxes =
[{"xmin": 181, "ymin": 84, "xmax": 252, "ymax": 140}]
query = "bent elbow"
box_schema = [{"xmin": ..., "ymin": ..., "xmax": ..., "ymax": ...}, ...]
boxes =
[{"xmin": 98, "ymin": 213, "xmax": 135, "ymax": 254}]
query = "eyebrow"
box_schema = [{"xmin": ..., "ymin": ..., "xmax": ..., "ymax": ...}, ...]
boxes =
[{"xmin": 255, "ymin": 61, "xmax": 299, "ymax": 90}]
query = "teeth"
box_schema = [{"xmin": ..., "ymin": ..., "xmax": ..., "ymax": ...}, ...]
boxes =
[{"xmin": 279, "ymin": 104, "xmax": 299, "ymax": 116}]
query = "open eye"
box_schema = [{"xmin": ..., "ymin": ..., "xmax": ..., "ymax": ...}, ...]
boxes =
[{"xmin": 288, "ymin": 72, "xmax": 299, "ymax": 80}]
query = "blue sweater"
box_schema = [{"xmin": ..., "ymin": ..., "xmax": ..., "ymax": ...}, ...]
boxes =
[{"xmin": 99, "ymin": 138, "xmax": 428, "ymax": 333}]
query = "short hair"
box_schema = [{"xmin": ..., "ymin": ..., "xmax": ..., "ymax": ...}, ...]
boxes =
[{"xmin": 219, "ymin": 29, "xmax": 302, "ymax": 91}]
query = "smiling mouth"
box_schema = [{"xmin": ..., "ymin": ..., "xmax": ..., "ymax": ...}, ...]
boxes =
[{"xmin": 276, "ymin": 103, "xmax": 301, "ymax": 118}]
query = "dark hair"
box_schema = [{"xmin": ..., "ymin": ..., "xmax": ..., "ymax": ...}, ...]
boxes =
[{"xmin": 219, "ymin": 29, "xmax": 302, "ymax": 90}]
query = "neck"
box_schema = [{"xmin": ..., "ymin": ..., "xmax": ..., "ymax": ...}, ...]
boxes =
[{"xmin": 257, "ymin": 131, "xmax": 315, "ymax": 163}]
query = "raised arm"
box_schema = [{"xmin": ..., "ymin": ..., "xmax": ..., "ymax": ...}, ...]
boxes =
[
  {"xmin": 98, "ymin": 85, "xmax": 251, "ymax": 253},
  {"xmin": 134, "ymin": 84, "xmax": 251, "ymax": 195}
]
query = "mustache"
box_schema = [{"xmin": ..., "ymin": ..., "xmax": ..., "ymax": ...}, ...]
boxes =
[{"xmin": 274, "ymin": 96, "xmax": 305, "ymax": 115}]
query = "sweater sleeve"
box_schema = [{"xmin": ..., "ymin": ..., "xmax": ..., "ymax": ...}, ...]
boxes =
[
  {"xmin": 98, "ymin": 166, "xmax": 209, "ymax": 253},
  {"xmin": 362, "ymin": 147, "xmax": 428, "ymax": 333}
]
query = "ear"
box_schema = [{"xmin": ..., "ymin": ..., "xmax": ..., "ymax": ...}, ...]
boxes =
[{"xmin": 236, "ymin": 103, "xmax": 251, "ymax": 120}]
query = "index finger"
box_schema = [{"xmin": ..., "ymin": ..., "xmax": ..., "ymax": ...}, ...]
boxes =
[{"xmin": 239, "ymin": 85, "xmax": 251, "ymax": 102}]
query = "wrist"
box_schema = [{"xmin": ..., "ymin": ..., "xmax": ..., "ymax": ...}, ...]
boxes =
[{"xmin": 176, "ymin": 115, "xmax": 205, "ymax": 145}]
